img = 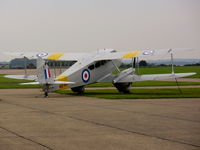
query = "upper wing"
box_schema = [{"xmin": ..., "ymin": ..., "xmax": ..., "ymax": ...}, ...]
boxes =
[
  {"xmin": 3, "ymin": 48, "xmax": 191, "ymax": 62},
  {"xmin": 3, "ymin": 52, "xmax": 89, "ymax": 61},
  {"xmin": 93, "ymin": 49, "xmax": 192, "ymax": 61}
]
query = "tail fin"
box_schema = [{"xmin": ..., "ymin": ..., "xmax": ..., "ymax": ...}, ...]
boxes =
[{"xmin": 37, "ymin": 57, "xmax": 54, "ymax": 84}]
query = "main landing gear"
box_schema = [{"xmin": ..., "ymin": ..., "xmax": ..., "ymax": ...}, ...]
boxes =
[
  {"xmin": 113, "ymin": 82, "xmax": 132, "ymax": 94},
  {"xmin": 71, "ymin": 86, "xmax": 85, "ymax": 94}
]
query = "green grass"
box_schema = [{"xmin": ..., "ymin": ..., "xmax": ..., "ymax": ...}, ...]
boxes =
[
  {"xmin": 0, "ymin": 74, "xmax": 39, "ymax": 89},
  {"xmin": 87, "ymin": 80, "xmax": 200, "ymax": 88},
  {"xmin": 57, "ymin": 88, "xmax": 200, "ymax": 99},
  {"xmin": 0, "ymin": 84, "xmax": 40, "ymax": 89},
  {"xmin": 0, "ymin": 74, "xmax": 31, "ymax": 83}
]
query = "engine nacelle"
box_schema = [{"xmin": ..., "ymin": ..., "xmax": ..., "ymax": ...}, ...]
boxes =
[{"xmin": 113, "ymin": 82, "xmax": 132, "ymax": 93}]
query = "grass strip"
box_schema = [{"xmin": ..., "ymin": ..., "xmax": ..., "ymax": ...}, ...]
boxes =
[
  {"xmin": 0, "ymin": 74, "xmax": 32, "ymax": 83},
  {"xmin": 56, "ymin": 88, "xmax": 200, "ymax": 99},
  {"xmin": 0, "ymin": 84, "xmax": 40, "ymax": 89},
  {"xmin": 87, "ymin": 80, "xmax": 200, "ymax": 87}
]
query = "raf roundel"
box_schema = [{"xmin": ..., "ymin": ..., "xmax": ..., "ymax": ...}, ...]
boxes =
[
  {"xmin": 36, "ymin": 52, "xmax": 48, "ymax": 58},
  {"xmin": 82, "ymin": 69, "xmax": 90, "ymax": 83},
  {"xmin": 143, "ymin": 50, "xmax": 155, "ymax": 55}
]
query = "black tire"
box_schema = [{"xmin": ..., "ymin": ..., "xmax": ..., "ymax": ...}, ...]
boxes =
[
  {"xmin": 113, "ymin": 82, "xmax": 131, "ymax": 94},
  {"xmin": 71, "ymin": 86, "xmax": 85, "ymax": 94},
  {"xmin": 44, "ymin": 91, "xmax": 48, "ymax": 97}
]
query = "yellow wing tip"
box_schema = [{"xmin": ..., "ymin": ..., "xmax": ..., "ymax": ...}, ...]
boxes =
[
  {"xmin": 122, "ymin": 50, "xmax": 140, "ymax": 59},
  {"xmin": 57, "ymin": 75, "xmax": 68, "ymax": 90},
  {"xmin": 47, "ymin": 53, "xmax": 64, "ymax": 60},
  {"xmin": 57, "ymin": 75, "xmax": 68, "ymax": 81}
]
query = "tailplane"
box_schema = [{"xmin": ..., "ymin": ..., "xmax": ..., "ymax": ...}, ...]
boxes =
[{"xmin": 36, "ymin": 57, "xmax": 74, "ymax": 97}]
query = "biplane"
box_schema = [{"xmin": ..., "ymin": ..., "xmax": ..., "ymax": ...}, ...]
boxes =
[{"xmin": 5, "ymin": 49, "xmax": 196, "ymax": 97}]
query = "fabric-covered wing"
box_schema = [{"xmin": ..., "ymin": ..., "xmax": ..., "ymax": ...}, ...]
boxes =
[
  {"xmin": 117, "ymin": 72, "xmax": 196, "ymax": 82},
  {"xmin": 20, "ymin": 81, "xmax": 74, "ymax": 85},
  {"xmin": 3, "ymin": 52, "xmax": 89, "ymax": 61},
  {"xmin": 3, "ymin": 48, "xmax": 191, "ymax": 62},
  {"xmin": 93, "ymin": 49, "xmax": 191, "ymax": 61},
  {"xmin": 96, "ymin": 72, "xmax": 196, "ymax": 83},
  {"xmin": 4, "ymin": 75, "xmax": 37, "ymax": 81}
]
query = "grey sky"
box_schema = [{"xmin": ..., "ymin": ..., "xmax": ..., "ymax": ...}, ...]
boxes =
[{"xmin": 0, "ymin": 0, "xmax": 199, "ymax": 61}]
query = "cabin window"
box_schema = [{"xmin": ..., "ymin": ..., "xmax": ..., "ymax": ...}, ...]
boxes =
[
  {"xmin": 95, "ymin": 61, "xmax": 101, "ymax": 68},
  {"xmin": 88, "ymin": 60, "xmax": 111, "ymax": 70},
  {"xmin": 88, "ymin": 64, "xmax": 95, "ymax": 70},
  {"xmin": 101, "ymin": 60, "xmax": 107, "ymax": 65}
]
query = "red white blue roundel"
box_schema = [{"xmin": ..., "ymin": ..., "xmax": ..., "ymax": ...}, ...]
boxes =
[
  {"xmin": 36, "ymin": 52, "xmax": 48, "ymax": 58},
  {"xmin": 82, "ymin": 69, "xmax": 90, "ymax": 83},
  {"xmin": 143, "ymin": 50, "xmax": 155, "ymax": 55}
]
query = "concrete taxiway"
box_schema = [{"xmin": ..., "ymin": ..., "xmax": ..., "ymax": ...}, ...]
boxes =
[{"xmin": 0, "ymin": 89, "xmax": 200, "ymax": 150}]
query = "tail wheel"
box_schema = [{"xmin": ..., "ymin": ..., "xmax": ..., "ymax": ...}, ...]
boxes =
[
  {"xmin": 44, "ymin": 91, "xmax": 48, "ymax": 97},
  {"xmin": 113, "ymin": 82, "xmax": 132, "ymax": 93},
  {"xmin": 71, "ymin": 86, "xmax": 85, "ymax": 94},
  {"xmin": 42, "ymin": 84, "xmax": 50, "ymax": 97}
]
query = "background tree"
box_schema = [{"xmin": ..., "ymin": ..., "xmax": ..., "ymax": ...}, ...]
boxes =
[{"xmin": 139, "ymin": 60, "xmax": 147, "ymax": 66}]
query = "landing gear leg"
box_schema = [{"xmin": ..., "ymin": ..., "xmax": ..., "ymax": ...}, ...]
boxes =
[
  {"xmin": 44, "ymin": 91, "xmax": 48, "ymax": 98},
  {"xmin": 43, "ymin": 84, "xmax": 49, "ymax": 98}
]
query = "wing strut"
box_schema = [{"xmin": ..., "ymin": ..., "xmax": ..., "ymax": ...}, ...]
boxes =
[
  {"xmin": 132, "ymin": 57, "xmax": 136, "ymax": 69},
  {"xmin": 53, "ymin": 60, "xmax": 57, "ymax": 77},
  {"xmin": 136, "ymin": 57, "xmax": 140, "ymax": 75},
  {"xmin": 111, "ymin": 60, "xmax": 120, "ymax": 73},
  {"xmin": 170, "ymin": 51, "xmax": 174, "ymax": 74},
  {"xmin": 170, "ymin": 51, "xmax": 182, "ymax": 94}
]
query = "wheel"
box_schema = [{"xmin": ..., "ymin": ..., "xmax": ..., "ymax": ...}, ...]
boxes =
[
  {"xmin": 44, "ymin": 91, "xmax": 48, "ymax": 97},
  {"xmin": 71, "ymin": 86, "xmax": 85, "ymax": 94},
  {"xmin": 113, "ymin": 82, "xmax": 132, "ymax": 94}
]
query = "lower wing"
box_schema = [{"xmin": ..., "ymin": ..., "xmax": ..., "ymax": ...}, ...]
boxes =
[
  {"xmin": 4, "ymin": 75, "xmax": 37, "ymax": 80},
  {"xmin": 97, "ymin": 71, "xmax": 196, "ymax": 83},
  {"xmin": 20, "ymin": 81, "xmax": 74, "ymax": 85},
  {"xmin": 117, "ymin": 72, "xmax": 196, "ymax": 82}
]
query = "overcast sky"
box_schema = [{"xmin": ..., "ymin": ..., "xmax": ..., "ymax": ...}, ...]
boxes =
[{"xmin": 0, "ymin": 0, "xmax": 199, "ymax": 61}]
